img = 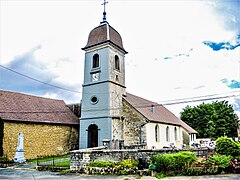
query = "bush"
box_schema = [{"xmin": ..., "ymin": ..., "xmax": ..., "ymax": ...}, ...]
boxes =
[
  {"xmin": 216, "ymin": 137, "xmax": 240, "ymax": 157},
  {"xmin": 150, "ymin": 151, "xmax": 196, "ymax": 173},
  {"xmin": 0, "ymin": 156, "xmax": 9, "ymax": 163},
  {"xmin": 87, "ymin": 159, "xmax": 138, "ymax": 169},
  {"xmin": 181, "ymin": 167, "xmax": 207, "ymax": 176},
  {"xmin": 208, "ymin": 154, "xmax": 232, "ymax": 169},
  {"xmin": 120, "ymin": 159, "xmax": 138, "ymax": 168},
  {"xmin": 177, "ymin": 151, "xmax": 196, "ymax": 165},
  {"xmin": 87, "ymin": 161, "xmax": 116, "ymax": 167},
  {"xmin": 234, "ymin": 155, "xmax": 240, "ymax": 161},
  {"xmin": 151, "ymin": 154, "xmax": 172, "ymax": 173}
]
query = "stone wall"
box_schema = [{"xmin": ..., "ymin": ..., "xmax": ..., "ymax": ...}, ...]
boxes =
[
  {"xmin": 121, "ymin": 101, "xmax": 146, "ymax": 145},
  {"xmin": 70, "ymin": 148, "xmax": 211, "ymax": 170},
  {"xmin": 3, "ymin": 121, "xmax": 78, "ymax": 160}
]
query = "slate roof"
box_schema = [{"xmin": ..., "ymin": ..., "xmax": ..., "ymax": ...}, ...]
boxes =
[
  {"xmin": 0, "ymin": 90, "xmax": 79, "ymax": 125},
  {"xmin": 124, "ymin": 93, "xmax": 197, "ymax": 134},
  {"xmin": 82, "ymin": 22, "xmax": 127, "ymax": 53}
]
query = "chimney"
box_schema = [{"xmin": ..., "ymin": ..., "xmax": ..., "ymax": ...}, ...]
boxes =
[{"xmin": 151, "ymin": 105, "xmax": 155, "ymax": 113}]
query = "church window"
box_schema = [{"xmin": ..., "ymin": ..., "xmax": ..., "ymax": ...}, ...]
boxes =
[
  {"xmin": 114, "ymin": 55, "xmax": 120, "ymax": 70},
  {"xmin": 155, "ymin": 125, "xmax": 159, "ymax": 142},
  {"xmin": 116, "ymin": 75, "xmax": 119, "ymax": 81},
  {"xmin": 166, "ymin": 126, "xmax": 169, "ymax": 142},
  {"xmin": 174, "ymin": 127, "xmax": 177, "ymax": 140},
  {"xmin": 92, "ymin": 54, "xmax": 99, "ymax": 68}
]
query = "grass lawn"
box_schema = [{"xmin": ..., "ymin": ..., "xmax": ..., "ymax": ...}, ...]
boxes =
[{"xmin": 28, "ymin": 154, "xmax": 70, "ymax": 163}]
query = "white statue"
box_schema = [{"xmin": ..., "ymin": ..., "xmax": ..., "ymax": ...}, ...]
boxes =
[{"xmin": 14, "ymin": 132, "xmax": 26, "ymax": 163}]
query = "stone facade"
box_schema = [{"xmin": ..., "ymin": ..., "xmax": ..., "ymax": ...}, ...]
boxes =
[
  {"xmin": 122, "ymin": 101, "xmax": 146, "ymax": 145},
  {"xmin": 3, "ymin": 121, "xmax": 78, "ymax": 160},
  {"xmin": 111, "ymin": 100, "xmax": 147, "ymax": 147}
]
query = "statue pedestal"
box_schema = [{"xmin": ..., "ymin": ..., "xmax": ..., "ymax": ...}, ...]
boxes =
[
  {"xmin": 14, "ymin": 150, "xmax": 26, "ymax": 163},
  {"xmin": 13, "ymin": 132, "xmax": 26, "ymax": 163}
]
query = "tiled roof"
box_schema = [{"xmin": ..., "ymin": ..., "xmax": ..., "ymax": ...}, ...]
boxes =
[
  {"xmin": 123, "ymin": 93, "xmax": 197, "ymax": 134},
  {"xmin": 83, "ymin": 22, "xmax": 127, "ymax": 53},
  {"xmin": 0, "ymin": 90, "xmax": 79, "ymax": 125}
]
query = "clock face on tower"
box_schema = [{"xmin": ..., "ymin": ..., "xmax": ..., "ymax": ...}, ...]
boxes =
[{"xmin": 91, "ymin": 73, "xmax": 99, "ymax": 82}]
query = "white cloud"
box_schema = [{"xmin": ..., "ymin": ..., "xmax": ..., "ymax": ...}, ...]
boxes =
[{"xmin": 1, "ymin": 0, "xmax": 239, "ymax": 115}]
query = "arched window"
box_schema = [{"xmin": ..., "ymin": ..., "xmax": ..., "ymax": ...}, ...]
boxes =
[
  {"xmin": 166, "ymin": 126, "xmax": 169, "ymax": 142},
  {"xmin": 114, "ymin": 55, "xmax": 120, "ymax": 70},
  {"xmin": 174, "ymin": 127, "xmax": 177, "ymax": 140},
  {"xmin": 155, "ymin": 125, "xmax": 159, "ymax": 142},
  {"xmin": 92, "ymin": 54, "xmax": 99, "ymax": 68}
]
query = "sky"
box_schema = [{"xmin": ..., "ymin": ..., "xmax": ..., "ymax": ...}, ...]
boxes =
[{"xmin": 0, "ymin": 0, "xmax": 240, "ymax": 117}]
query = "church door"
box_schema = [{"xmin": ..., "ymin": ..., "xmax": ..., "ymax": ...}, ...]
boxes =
[{"xmin": 87, "ymin": 124, "xmax": 98, "ymax": 148}]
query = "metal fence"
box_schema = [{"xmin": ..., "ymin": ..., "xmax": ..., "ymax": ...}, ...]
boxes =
[{"xmin": 37, "ymin": 154, "xmax": 70, "ymax": 169}]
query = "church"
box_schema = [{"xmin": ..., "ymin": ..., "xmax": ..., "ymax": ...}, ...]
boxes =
[{"xmin": 79, "ymin": 5, "xmax": 197, "ymax": 150}]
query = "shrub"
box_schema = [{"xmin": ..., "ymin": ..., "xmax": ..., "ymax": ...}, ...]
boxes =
[
  {"xmin": 181, "ymin": 167, "xmax": 207, "ymax": 176},
  {"xmin": 60, "ymin": 169, "xmax": 76, "ymax": 175},
  {"xmin": 176, "ymin": 151, "xmax": 196, "ymax": 166},
  {"xmin": 120, "ymin": 159, "xmax": 138, "ymax": 168},
  {"xmin": 151, "ymin": 154, "xmax": 172, "ymax": 173},
  {"xmin": 234, "ymin": 155, "xmax": 240, "ymax": 161},
  {"xmin": 156, "ymin": 172, "xmax": 167, "ymax": 179},
  {"xmin": 87, "ymin": 159, "xmax": 138, "ymax": 169},
  {"xmin": 208, "ymin": 154, "xmax": 232, "ymax": 169},
  {"xmin": 0, "ymin": 156, "xmax": 9, "ymax": 163},
  {"xmin": 150, "ymin": 151, "xmax": 196, "ymax": 173},
  {"xmin": 216, "ymin": 137, "xmax": 240, "ymax": 157},
  {"xmin": 87, "ymin": 161, "xmax": 116, "ymax": 167}
]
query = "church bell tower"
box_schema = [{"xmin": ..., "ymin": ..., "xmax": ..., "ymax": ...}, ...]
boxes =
[{"xmin": 79, "ymin": 3, "xmax": 128, "ymax": 149}]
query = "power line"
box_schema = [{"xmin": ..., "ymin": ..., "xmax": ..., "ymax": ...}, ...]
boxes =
[
  {"xmin": 158, "ymin": 90, "xmax": 240, "ymax": 103},
  {"xmin": 0, "ymin": 64, "xmax": 82, "ymax": 94},
  {"xmin": 0, "ymin": 91, "xmax": 238, "ymax": 114},
  {"xmin": 1, "ymin": 64, "xmax": 239, "ymax": 110},
  {"xmin": 0, "ymin": 65, "xmax": 123, "ymax": 95},
  {"xmin": 80, "ymin": 93, "xmax": 240, "ymax": 112},
  {"xmin": 1, "ymin": 92, "xmax": 238, "ymax": 114}
]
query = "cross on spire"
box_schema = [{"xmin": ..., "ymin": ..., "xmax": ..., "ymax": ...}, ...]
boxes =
[{"xmin": 101, "ymin": 0, "xmax": 108, "ymax": 23}]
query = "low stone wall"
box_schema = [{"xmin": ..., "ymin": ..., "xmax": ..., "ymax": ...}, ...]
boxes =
[{"xmin": 70, "ymin": 148, "xmax": 212, "ymax": 170}]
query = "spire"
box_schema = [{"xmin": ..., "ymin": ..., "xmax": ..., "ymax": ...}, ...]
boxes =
[{"xmin": 101, "ymin": 0, "xmax": 108, "ymax": 23}]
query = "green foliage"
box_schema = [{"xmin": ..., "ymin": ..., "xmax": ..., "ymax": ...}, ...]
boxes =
[
  {"xmin": 180, "ymin": 101, "xmax": 237, "ymax": 138},
  {"xmin": 151, "ymin": 154, "xmax": 171, "ymax": 173},
  {"xmin": 181, "ymin": 167, "xmax": 207, "ymax": 176},
  {"xmin": 54, "ymin": 160, "xmax": 70, "ymax": 167},
  {"xmin": 0, "ymin": 117, "xmax": 4, "ymax": 156},
  {"xmin": 86, "ymin": 159, "xmax": 139, "ymax": 176},
  {"xmin": 150, "ymin": 151, "xmax": 196, "ymax": 173},
  {"xmin": 120, "ymin": 159, "xmax": 138, "ymax": 168},
  {"xmin": 216, "ymin": 137, "xmax": 240, "ymax": 156},
  {"xmin": 87, "ymin": 161, "xmax": 116, "ymax": 167},
  {"xmin": 86, "ymin": 160, "xmax": 140, "ymax": 176},
  {"xmin": 87, "ymin": 159, "xmax": 138, "ymax": 169},
  {"xmin": 0, "ymin": 156, "xmax": 9, "ymax": 163},
  {"xmin": 234, "ymin": 155, "xmax": 240, "ymax": 161},
  {"xmin": 208, "ymin": 154, "xmax": 232, "ymax": 169},
  {"xmin": 60, "ymin": 169, "xmax": 76, "ymax": 175},
  {"xmin": 156, "ymin": 172, "xmax": 167, "ymax": 179}
]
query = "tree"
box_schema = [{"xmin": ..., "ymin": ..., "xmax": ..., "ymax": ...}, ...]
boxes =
[
  {"xmin": 216, "ymin": 136, "xmax": 240, "ymax": 157},
  {"xmin": 180, "ymin": 101, "xmax": 237, "ymax": 138}
]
